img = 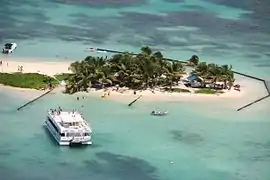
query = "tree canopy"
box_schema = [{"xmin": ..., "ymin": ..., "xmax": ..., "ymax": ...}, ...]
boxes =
[
  {"xmin": 64, "ymin": 47, "xmax": 185, "ymax": 94},
  {"xmin": 63, "ymin": 46, "xmax": 234, "ymax": 94}
]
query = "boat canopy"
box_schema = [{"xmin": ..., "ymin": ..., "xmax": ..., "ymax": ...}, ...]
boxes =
[
  {"xmin": 55, "ymin": 112, "xmax": 84, "ymax": 123},
  {"xmin": 4, "ymin": 43, "xmax": 13, "ymax": 49}
]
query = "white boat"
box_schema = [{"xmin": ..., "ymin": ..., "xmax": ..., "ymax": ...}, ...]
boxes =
[
  {"xmin": 151, "ymin": 110, "xmax": 168, "ymax": 116},
  {"xmin": 2, "ymin": 43, "xmax": 17, "ymax": 54},
  {"xmin": 45, "ymin": 108, "xmax": 92, "ymax": 146}
]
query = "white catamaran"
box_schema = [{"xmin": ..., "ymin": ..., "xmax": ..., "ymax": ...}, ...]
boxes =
[{"xmin": 45, "ymin": 108, "xmax": 92, "ymax": 146}]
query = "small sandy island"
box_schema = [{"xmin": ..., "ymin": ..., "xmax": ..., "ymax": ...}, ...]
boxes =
[
  {"xmin": 83, "ymin": 76, "xmax": 265, "ymax": 103},
  {"xmin": 0, "ymin": 57, "xmax": 267, "ymax": 103}
]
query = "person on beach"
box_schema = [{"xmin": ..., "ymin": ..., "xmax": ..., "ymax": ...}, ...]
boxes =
[
  {"xmin": 49, "ymin": 82, "xmax": 52, "ymax": 89},
  {"xmin": 17, "ymin": 65, "xmax": 23, "ymax": 72},
  {"xmin": 101, "ymin": 92, "xmax": 106, "ymax": 98}
]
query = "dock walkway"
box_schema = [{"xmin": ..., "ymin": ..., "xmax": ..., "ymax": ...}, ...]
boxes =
[
  {"xmin": 17, "ymin": 89, "xmax": 54, "ymax": 111},
  {"xmin": 233, "ymin": 71, "xmax": 270, "ymax": 111}
]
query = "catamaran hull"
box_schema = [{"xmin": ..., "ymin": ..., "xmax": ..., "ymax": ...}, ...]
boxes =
[{"xmin": 45, "ymin": 119, "xmax": 92, "ymax": 146}]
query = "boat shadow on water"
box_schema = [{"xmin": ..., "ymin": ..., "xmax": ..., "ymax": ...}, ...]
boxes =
[{"xmin": 42, "ymin": 125, "xmax": 59, "ymax": 147}]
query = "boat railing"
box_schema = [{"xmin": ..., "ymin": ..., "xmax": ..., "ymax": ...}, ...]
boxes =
[{"xmin": 70, "ymin": 133, "xmax": 89, "ymax": 143}]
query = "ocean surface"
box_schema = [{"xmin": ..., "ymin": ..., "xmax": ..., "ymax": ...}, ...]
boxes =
[{"xmin": 0, "ymin": 0, "xmax": 270, "ymax": 180}]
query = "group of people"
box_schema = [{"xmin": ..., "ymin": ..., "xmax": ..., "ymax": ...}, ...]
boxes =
[
  {"xmin": 50, "ymin": 107, "xmax": 63, "ymax": 115},
  {"xmin": 17, "ymin": 65, "xmax": 24, "ymax": 72},
  {"xmin": 0, "ymin": 60, "xmax": 25, "ymax": 72},
  {"xmin": 0, "ymin": 60, "xmax": 8, "ymax": 67}
]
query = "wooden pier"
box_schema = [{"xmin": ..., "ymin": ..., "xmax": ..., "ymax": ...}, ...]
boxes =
[
  {"xmin": 237, "ymin": 94, "xmax": 270, "ymax": 111},
  {"xmin": 233, "ymin": 71, "xmax": 270, "ymax": 111},
  {"xmin": 17, "ymin": 89, "xmax": 54, "ymax": 111},
  {"xmin": 128, "ymin": 95, "xmax": 142, "ymax": 107}
]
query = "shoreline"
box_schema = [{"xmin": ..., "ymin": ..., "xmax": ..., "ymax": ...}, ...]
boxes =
[
  {"xmin": 0, "ymin": 57, "xmax": 267, "ymax": 103},
  {"xmin": 0, "ymin": 57, "xmax": 72, "ymax": 76}
]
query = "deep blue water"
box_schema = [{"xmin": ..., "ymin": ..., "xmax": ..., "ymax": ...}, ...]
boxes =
[{"xmin": 0, "ymin": 0, "xmax": 270, "ymax": 77}]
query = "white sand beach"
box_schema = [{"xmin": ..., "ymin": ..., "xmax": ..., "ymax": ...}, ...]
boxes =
[
  {"xmin": 0, "ymin": 57, "xmax": 267, "ymax": 102},
  {"xmin": 76, "ymin": 75, "xmax": 267, "ymax": 104},
  {"xmin": 0, "ymin": 57, "xmax": 72, "ymax": 76}
]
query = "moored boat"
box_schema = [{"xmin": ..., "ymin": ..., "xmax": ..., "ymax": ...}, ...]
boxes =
[
  {"xmin": 45, "ymin": 107, "xmax": 92, "ymax": 146},
  {"xmin": 151, "ymin": 110, "xmax": 168, "ymax": 116},
  {"xmin": 2, "ymin": 43, "xmax": 17, "ymax": 54}
]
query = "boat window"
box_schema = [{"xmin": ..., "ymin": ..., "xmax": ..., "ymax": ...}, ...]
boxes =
[
  {"xmin": 63, "ymin": 123, "xmax": 69, "ymax": 128},
  {"xmin": 66, "ymin": 132, "xmax": 82, "ymax": 137},
  {"xmin": 47, "ymin": 117, "xmax": 59, "ymax": 133},
  {"xmin": 4, "ymin": 43, "xmax": 12, "ymax": 49},
  {"xmin": 60, "ymin": 133, "xmax": 65, "ymax": 137}
]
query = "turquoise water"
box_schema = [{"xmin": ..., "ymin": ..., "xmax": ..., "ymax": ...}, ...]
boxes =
[
  {"xmin": 1, "ymin": 0, "xmax": 270, "ymax": 179},
  {"xmin": 0, "ymin": 90, "xmax": 270, "ymax": 180}
]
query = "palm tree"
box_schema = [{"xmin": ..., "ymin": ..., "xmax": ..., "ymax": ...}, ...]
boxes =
[
  {"xmin": 63, "ymin": 46, "xmax": 234, "ymax": 94},
  {"xmin": 141, "ymin": 46, "xmax": 152, "ymax": 56},
  {"xmin": 43, "ymin": 77, "xmax": 54, "ymax": 90},
  {"xmin": 192, "ymin": 61, "xmax": 235, "ymax": 89},
  {"xmin": 163, "ymin": 61, "xmax": 184, "ymax": 91},
  {"xmin": 188, "ymin": 55, "xmax": 199, "ymax": 66},
  {"xmin": 194, "ymin": 62, "xmax": 208, "ymax": 77}
]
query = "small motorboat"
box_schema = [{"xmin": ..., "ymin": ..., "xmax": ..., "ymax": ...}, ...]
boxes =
[
  {"xmin": 151, "ymin": 110, "xmax": 168, "ymax": 116},
  {"xmin": 2, "ymin": 43, "xmax": 17, "ymax": 54}
]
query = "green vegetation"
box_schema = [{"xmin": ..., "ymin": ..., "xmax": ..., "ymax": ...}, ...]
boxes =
[
  {"xmin": 0, "ymin": 73, "xmax": 58, "ymax": 90},
  {"xmin": 63, "ymin": 46, "xmax": 235, "ymax": 94},
  {"xmin": 195, "ymin": 89, "xmax": 224, "ymax": 94},
  {"xmin": 65, "ymin": 46, "xmax": 185, "ymax": 94},
  {"xmin": 54, "ymin": 73, "xmax": 72, "ymax": 81},
  {"xmin": 191, "ymin": 61, "xmax": 234, "ymax": 89},
  {"xmin": 187, "ymin": 55, "xmax": 199, "ymax": 66},
  {"xmin": 0, "ymin": 46, "xmax": 235, "ymax": 95},
  {"xmin": 164, "ymin": 87, "xmax": 191, "ymax": 93}
]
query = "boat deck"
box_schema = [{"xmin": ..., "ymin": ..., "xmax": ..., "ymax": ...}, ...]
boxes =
[{"xmin": 48, "ymin": 111, "xmax": 92, "ymax": 132}]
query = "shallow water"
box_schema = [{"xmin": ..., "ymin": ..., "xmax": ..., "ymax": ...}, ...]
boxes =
[
  {"xmin": 0, "ymin": 90, "xmax": 270, "ymax": 180},
  {"xmin": 1, "ymin": 0, "xmax": 270, "ymax": 179}
]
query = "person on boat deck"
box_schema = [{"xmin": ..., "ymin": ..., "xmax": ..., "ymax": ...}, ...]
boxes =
[{"xmin": 58, "ymin": 106, "xmax": 62, "ymax": 111}]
